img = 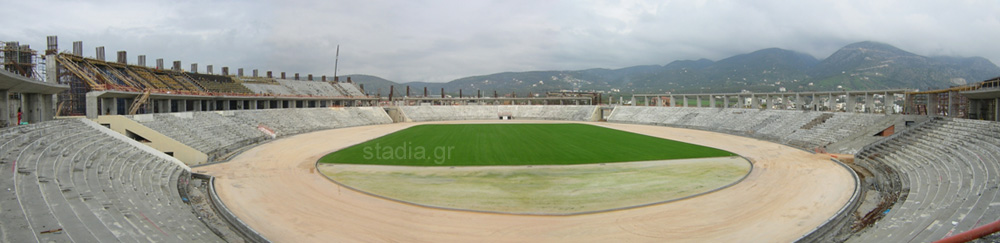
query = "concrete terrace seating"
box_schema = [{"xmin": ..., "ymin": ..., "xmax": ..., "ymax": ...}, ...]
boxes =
[
  {"xmin": 337, "ymin": 83, "xmax": 366, "ymax": 96},
  {"xmin": 242, "ymin": 79, "xmax": 356, "ymax": 97},
  {"xmin": 607, "ymin": 106, "xmax": 891, "ymax": 152},
  {"xmin": 851, "ymin": 118, "xmax": 1000, "ymax": 242},
  {"xmin": 133, "ymin": 108, "xmax": 393, "ymax": 160},
  {"xmin": 400, "ymin": 105, "xmax": 597, "ymax": 122},
  {"xmin": 0, "ymin": 119, "xmax": 223, "ymax": 242},
  {"xmin": 135, "ymin": 112, "xmax": 268, "ymax": 160}
]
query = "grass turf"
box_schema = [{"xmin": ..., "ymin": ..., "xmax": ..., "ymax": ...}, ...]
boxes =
[{"xmin": 319, "ymin": 123, "xmax": 734, "ymax": 166}]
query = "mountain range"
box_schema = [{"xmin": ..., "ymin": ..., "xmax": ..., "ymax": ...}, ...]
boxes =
[{"xmin": 346, "ymin": 41, "xmax": 1000, "ymax": 96}]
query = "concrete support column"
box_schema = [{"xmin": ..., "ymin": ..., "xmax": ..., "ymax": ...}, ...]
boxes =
[
  {"xmin": 809, "ymin": 93, "xmax": 819, "ymax": 111},
  {"xmin": 883, "ymin": 92, "xmax": 890, "ymax": 114},
  {"xmin": 723, "ymin": 95, "xmax": 729, "ymax": 108},
  {"xmin": 85, "ymin": 92, "xmax": 99, "ymax": 119},
  {"xmin": 709, "ymin": 95, "xmax": 716, "ymax": 108},
  {"xmin": 630, "ymin": 96, "xmax": 636, "ymax": 106},
  {"xmin": 948, "ymin": 91, "xmax": 959, "ymax": 117},
  {"xmin": 827, "ymin": 94, "xmax": 834, "ymax": 111},
  {"xmin": 178, "ymin": 100, "xmax": 187, "ymax": 112},
  {"xmin": 192, "ymin": 100, "xmax": 202, "ymax": 111},
  {"xmin": 249, "ymin": 100, "xmax": 258, "ymax": 110},
  {"xmin": 795, "ymin": 94, "xmax": 804, "ymax": 110},
  {"xmin": 751, "ymin": 94, "xmax": 759, "ymax": 109},
  {"xmin": 102, "ymin": 98, "xmax": 118, "ymax": 115},
  {"xmin": 41, "ymin": 94, "xmax": 54, "ymax": 122},
  {"xmin": 0, "ymin": 89, "xmax": 8, "ymax": 126},
  {"xmin": 846, "ymin": 93, "xmax": 856, "ymax": 112},
  {"xmin": 927, "ymin": 94, "xmax": 939, "ymax": 116},
  {"xmin": 766, "ymin": 95, "xmax": 773, "ymax": 109},
  {"xmin": 163, "ymin": 99, "xmax": 173, "ymax": 113},
  {"xmin": 995, "ymin": 98, "xmax": 999, "ymax": 122},
  {"xmin": 644, "ymin": 96, "xmax": 649, "ymax": 107},
  {"xmin": 669, "ymin": 95, "xmax": 674, "ymax": 106},
  {"xmin": 864, "ymin": 92, "xmax": 872, "ymax": 113},
  {"xmin": 24, "ymin": 93, "xmax": 53, "ymax": 123},
  {"xmin": 696, "ymin": 96, "xmax": 702, "ymax": 107},
  {"xmin": 683, "ymin": 96, "xmax": 689, "ymax": 107},
  {"xmin": 222, "ymin": 100, "xmax": 231, "ymax": 110}
]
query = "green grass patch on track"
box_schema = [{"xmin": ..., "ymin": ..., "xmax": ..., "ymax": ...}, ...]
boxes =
[{"xmin": 319, "ymin": 123, "xmax": 734, "ymax": 166}]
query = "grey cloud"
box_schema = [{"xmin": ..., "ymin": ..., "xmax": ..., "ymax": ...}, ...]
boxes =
[{"xmin": 3, "ymin": 0, "xmax": 998, "ymax": 83}]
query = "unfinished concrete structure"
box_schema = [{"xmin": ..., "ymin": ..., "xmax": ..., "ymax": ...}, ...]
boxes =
[
  {"xmin": 1, "ymin": 40, "xmax": 68, "ymax": 126},
  {"xmin": 43, "ymin": 37, "xmax": 379, "ymax": 119},
  {"xmin": 630, "ymin": 89, "xmax": 911, "ymax": 114}
]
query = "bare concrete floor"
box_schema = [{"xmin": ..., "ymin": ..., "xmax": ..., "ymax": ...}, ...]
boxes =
[{"xmin": 195, "ymin": 120, "xmax": 855, "ymax": 242}]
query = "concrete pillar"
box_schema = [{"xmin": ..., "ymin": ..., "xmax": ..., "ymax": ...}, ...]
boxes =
[
  {"xmin": 192, "ymin": 100, "xmax": 202, "ymax": 111},
  {"xmin": 102, "ymin": 98, "xmax": 118, "ymax": 115},
  {"xmin": 995, "ymin": 98, "xmax": 999, "ymax": 122},
  {"xmin": 163, "ymin": 99, "xmax": 173, "ymax": 113},
  {"xmin": 683, "ymin": 96, "xmax": 689, "ymax": 107},
  {"xmin": 882, "ymin": 92, "xmax": 890, "ymax": 114},
  {"xmin": 811, "ymin": 94, "xmax": 818, "ymax": 111},
  {"xmin": 709, "ymin": 95, "xmax": 716, "ymax": 108},
  {"xmin": 0, "ymin": 89, "xmax": 8, "ymax": 126},
  {"xmin": 223, "ymin": 100, "xmax": 231, "ymax": 110},
  {"xmin": 827, "ymin": 94, "xmax": 834, "ymax": 111},
  {"xmin": 24, "ymin": 93, "xmax": 53, "ymax": 123},
  {"xmin": 630, "ymin": 96, "xmax": 635, "ymax": 106},
  {"xmin": 41, "ymin": 94, "xmax": 54, "ymax": 121},
  {"xmin": 751, "ymin": 94, "xmax": 759, "ymax": 109},
  {"xmin": 290, "ymin": 100, "xmax": 298, "ymax": 108},
  {"xmin": 948, "ymin": 91, "xmax": 959, "ymax": 117},
  {"xmin": 766, "ymin": 95, "xmax": 773, "ymax": 109},
  {"xmin": 249, "ymin": 100, "xmax": 258, "ymax": 109},
  {"xmin": 85, "ymin": 92, "xmax": 99, "ymax": 119},
  {"xmin": 644, "ymin": 96, "xmax": 649, "ymax": 106},
  {"xmin": 723, "ymin": 95, "xmax": 729, "ymax": 108},
  {"xmin": 927, "ymin": 94, "xmax": 938, "ymax": 116},
  {"xmin": 795, "ymin": 94, "xmax": 804, "ymax": 110},
  {"xmin": 846, "ymin": 93, "xmax": 856, "ymax": 112},
  {"xmin": 864, "ymin": 92, "xmax": 872, "ymax": 113},
  {"xmin": 178, "ymin": 100, "xmax": 187, "ymax": 112}
]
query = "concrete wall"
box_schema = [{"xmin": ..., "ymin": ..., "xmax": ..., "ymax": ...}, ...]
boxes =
[{"xmin": 94, "ymin": 115, "xmax": 209, "ymax": 165}]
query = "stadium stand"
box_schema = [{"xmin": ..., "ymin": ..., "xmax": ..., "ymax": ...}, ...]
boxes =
[
  {"xmin": 851, "ymin": 117, "xmax": 1000, "ymax": 242},
  {"xmin": 132, "ymin": 107, "xmax": 393, "ymax": 161},
  {"xmin": 242, "ymin": 79, "xmax": 346, "ymax": 97},
  {"xmin": 336, "ymin": 83, "xmax": 366, "ymax": 97},
  {"xmin": 399, "ymin": 105, "xmax": 597, "ymax": 122},
  {"xmin": 607, "ymin": 106, "xmax": 896, "ymax": 153},
  {"xmin": 0, "ymin": 119, "xmax": 223, "ymax": 242}
]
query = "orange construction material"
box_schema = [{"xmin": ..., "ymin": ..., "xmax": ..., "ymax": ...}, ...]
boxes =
[{"xmin": 934, "ymin": 220, "xmax": 1000, "ymax": 243}]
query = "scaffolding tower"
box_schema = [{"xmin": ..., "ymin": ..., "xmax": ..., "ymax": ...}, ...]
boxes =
[{"xmin": 2, "ymin": 41, "xmax": 37, "ymax": 78}]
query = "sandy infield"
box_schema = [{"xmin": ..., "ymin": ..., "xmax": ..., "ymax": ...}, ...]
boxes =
[{"xmin": 195, "ymin": 120, "xmax": 855, "ymax": 242}]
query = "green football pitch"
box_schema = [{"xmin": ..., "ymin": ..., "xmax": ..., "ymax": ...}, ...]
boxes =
[{"xmin": 319, "ymin": 123, "xmax": 734, "ymax": 166}]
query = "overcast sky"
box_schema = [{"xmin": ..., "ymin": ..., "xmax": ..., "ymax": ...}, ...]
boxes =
[{"xmin": 3, "ymin": 0, "xmax": 999, "ymax": 82}]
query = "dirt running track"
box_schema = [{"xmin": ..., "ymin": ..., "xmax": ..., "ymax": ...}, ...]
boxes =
[{"xmin": 195, "ymin": 121, "xmax": 855, "ymax": 242}]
